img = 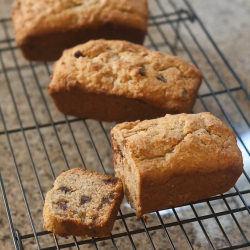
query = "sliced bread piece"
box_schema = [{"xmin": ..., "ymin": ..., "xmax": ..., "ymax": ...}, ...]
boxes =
[{"xmin": 43, "ymin": 168, "xmax": 124, "ymax": 238}]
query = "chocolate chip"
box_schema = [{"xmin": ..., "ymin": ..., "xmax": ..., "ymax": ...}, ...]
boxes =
[
  {"xmin": 97, "ymin": 196, "xmax": 111, "ymax": 210},
  {"xmin": 81, "ymin": 196, "xmax": 91, "ymax": 204},
  {"xmin": 139, "ymin": 66, "xmax": 146, "ymax": 76},
  {"xmin": 101, "ymin": 197, "xmax": 110, "ymax": 204},
  {"xmin": 74, "ymin": 51, "xmax": 85, "ymax": 58},
  {"xmin": 57, "ymin": 202, "xmax": 67, "ymax": 210},
  {"xmin": 109, "ymin": 193, "xmax": 115, "ymax": 200},
  {"xmin": 102, "ymin": 178, "xmax": 118, "ymax": 185},
  {"xmin": 59, "ymin": 186, "xmax": 70, "ymax": 193},
  {"xmin": 156, "ymin": 74, "xmax": 166, "ymax": 83}
]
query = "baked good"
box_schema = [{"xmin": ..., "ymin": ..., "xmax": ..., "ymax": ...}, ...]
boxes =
[
  {"xmin": 11, "ymin": 0, "xmax": 148, "ymax": 61},
  {"xmin": 43, "ymin": 168, "xmax": 123, "ymax": 238},
  {"xmin": 46, "ymin": 39, "xmax": 202, "ymax": 122},
  {"xmin": 110, "ymin": 112, "xmax": 243, "ymax": 217}
]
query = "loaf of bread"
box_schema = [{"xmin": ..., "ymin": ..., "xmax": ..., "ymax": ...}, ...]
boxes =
[
  {"xmin": 46, "ymin": 39, "xmax": 202, "ymax": 122},
  {"xmin": 110, "ymin": 112, "xmax": 243, "ymax": 217},
  {"xmin": 11, "ymin": 0, "xmax": 148, "ymax": 61},
  {"xmin": 43, "ymin": 168, "xmax": 124, "ymax": 238}
]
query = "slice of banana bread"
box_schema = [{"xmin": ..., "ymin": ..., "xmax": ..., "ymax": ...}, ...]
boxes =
[
  {"xmin": 47, "ymin": 39, "xmax": 202, "ymax": 122},
  {"xmin": 43, "ymin": 168, "xmax": 124, "ymax": 238},
  {"xmin": 110, "ymin": 112, "xmax": 243, "ymax": 217}
]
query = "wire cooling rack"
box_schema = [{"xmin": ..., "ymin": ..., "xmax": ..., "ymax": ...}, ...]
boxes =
[{"xmin": 0, "ymin": 0, "xmax": 250, "ymax": 249}]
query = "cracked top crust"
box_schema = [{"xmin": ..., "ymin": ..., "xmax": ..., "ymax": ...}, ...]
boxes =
[
  {"xmin": 47, "ymin": 39, "xmax": 202, "ymax": 111},
  {"xmin": 111, "ymin": 112, "xmax": 243, "ymax": 176},
  {"xmin": 12, "ymin": 0, "xmax": 148, "ymax": 43}
]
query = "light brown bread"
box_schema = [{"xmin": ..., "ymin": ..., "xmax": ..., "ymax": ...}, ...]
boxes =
[
  {"xmin": 43, "ymin": 168, "xmax": 123, "ymax": 238},
  {"xmin": 47, "ymin": 39, "xmax": 202, "ymax": 122},
  {"xmin": 110, "ymin": 112, "xmax": 243, "ymax": 217},
  {"xmin": 11, "ymin": 0, "xmax": 148, "ymax": 61}
]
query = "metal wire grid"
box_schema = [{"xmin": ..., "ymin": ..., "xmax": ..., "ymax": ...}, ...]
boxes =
[{"xmin": 0, "ymin": 0, "xmax": 249, "ymax": 249}]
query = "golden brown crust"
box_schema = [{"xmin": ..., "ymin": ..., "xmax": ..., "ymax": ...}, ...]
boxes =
[
  {"xmin": 47, "ymin": 39, "xmax": 202, "ymax": 122},
  {"xmin": 43, "ymin": 168, "xmax": 124, "ymax": 238},
  {"xmin": 110, "ymin": 112, "xmax": 243, "ymax": 217},
  {"xmin": 11, "ymin": 0, "xmax": 148, "ymax": 61}
]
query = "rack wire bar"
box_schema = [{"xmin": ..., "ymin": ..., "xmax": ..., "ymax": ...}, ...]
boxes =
[
  {"xmin": 205, "ymin": 200, "xmax": 232, "ymax": 248},
  {"xmin": 0, "ymin": 17, "xmax": 81, "ymax": 250},
  {"xmin": 183, "ymin": 0, "xmax": 250, "ymax": 99},
  {"xmin": 172, "ymin": 208, "xmax": 194, "ymax": 250},
  {"xmin": 155, "ymin": 211, "xmax": 175, "ymax": 249},
  {"xmin": 0, "ymin": 66, "xmax": 42, "ymax": 249},
  {"xmin": 189, "ymin": 204, "xmax": 215, "ymax": 249},
  {"xmin": 45, "ymin": 61, "xmax": 135, "ymax": 249},
  {"xmin": 0, "ymin": 0, "xmax": 249, "ymax": 249},
  {"xmin": 12, "ymin": 199, "xmax": 250, "ymax": 241},
  {"xmin": 0, "ymin": 174, "xmax": 19, "ymax": 250},
  {"xmin": 157, "ymin": 0, "xmax": 250, "ymax": 214}
]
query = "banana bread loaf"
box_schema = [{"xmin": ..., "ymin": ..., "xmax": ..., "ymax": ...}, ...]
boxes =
[
  {"xmin": 46, "ymin": 39, "xmax": 202, "ymax": 122},
  {"xmin": 11, "ymin": 0, "xmax": 148, "ymax": 61},
  {"xmin": 110, "ymin": 112, "xmax": 243, "ymax": 217},
  {"xmin": 43, "ymin": 168, "xmax": 124, "ymax": 238}
]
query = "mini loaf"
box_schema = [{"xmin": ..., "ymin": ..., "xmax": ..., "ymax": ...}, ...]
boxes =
[
  {"xmin": 11, "ymin": 0, "xmax": 148, "ymax": 61},
  {"xmin": 46, "ymin": 39, "xmax": 202, "ymax": 122},
  {"xmin": 43, "ymin": 168, "xmax": 124, "ymax": 238},
  {"xmin": 110, "ymin": 112, "xmax": 243, "ymax": 217}
]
